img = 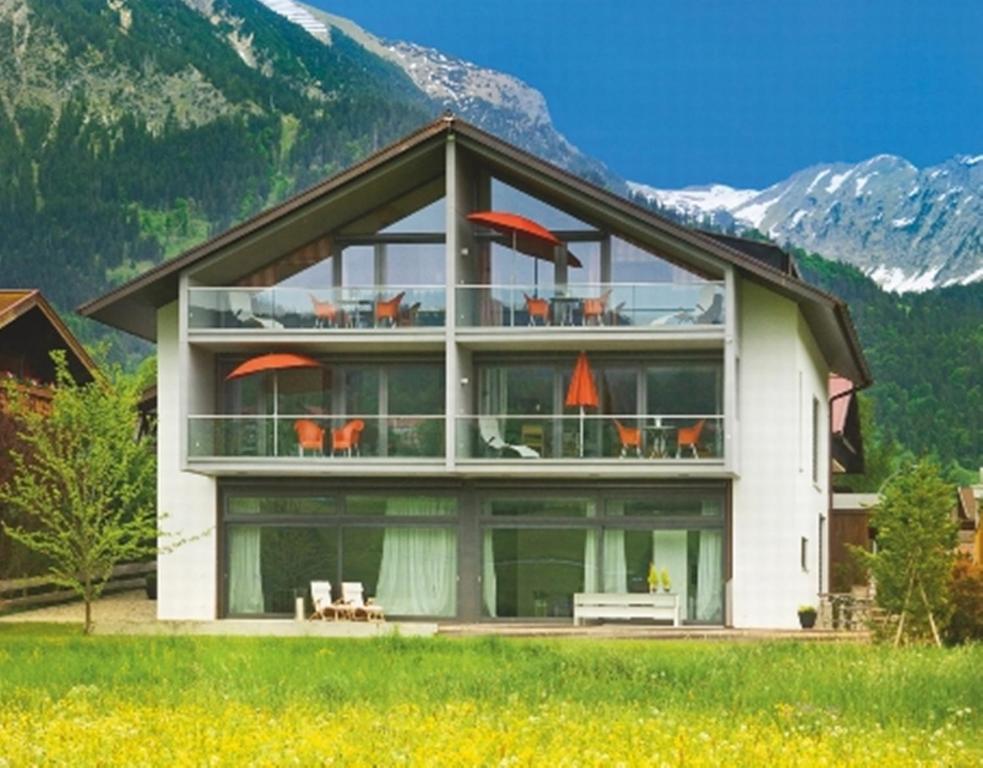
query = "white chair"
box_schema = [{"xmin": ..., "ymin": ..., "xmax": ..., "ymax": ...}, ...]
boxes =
[
  {"xmin": 478, "ymin": 417, "xmax": 540, "ymax": 459},
  {"xmin": 227, "ymin": 290, "xmax": 283, "ymax": 329},
  {"xmin": 310, "ymin": 580, "xmax": 347, "ymax": 620},
  {"xmin": 341, "ymin": 581, "xmax": 384, "ymax": 621}
]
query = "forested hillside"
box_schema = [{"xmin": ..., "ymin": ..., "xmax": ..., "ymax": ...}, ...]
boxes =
[
  {"xmin": 795, "ymin": 250, "xmax": 982, "ymax": 479},
  {"xmin": 0, "ymin": 0, "xmax": 433, "ymax": 360}
]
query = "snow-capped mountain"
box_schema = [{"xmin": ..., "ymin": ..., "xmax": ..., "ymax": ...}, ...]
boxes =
[
  {"xmin": 632, "ymin": 155, "xmax": 983, "ymax": 292},
  {"xmin": 292, "ymin": 2, "xmax": 623, "ymax": 190}
]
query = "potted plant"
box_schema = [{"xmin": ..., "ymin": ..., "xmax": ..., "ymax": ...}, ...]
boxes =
[
  {"xmin": 145, "ymin": 572, "xmax": 157, "ymax": 600},
  {"xmin": 797, "ymin": 605, "xmax": 818, "ymax": 629},
  {"xmin": 647, "ymin": 562, "xmax": 659, "ymax": 593},
  {"xmin": 660, "ymin": 568, "xmax": 672, "ymax": 593}
]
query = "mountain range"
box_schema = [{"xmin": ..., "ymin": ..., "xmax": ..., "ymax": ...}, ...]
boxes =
[{"xmin": 630, "ymin": 155, "xmax": 983, "ymax": 292}]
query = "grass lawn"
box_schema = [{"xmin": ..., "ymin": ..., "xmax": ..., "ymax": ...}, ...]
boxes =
[{"xmin": 0, "ymin": 624, "xmax": 979, "ymax": 766}]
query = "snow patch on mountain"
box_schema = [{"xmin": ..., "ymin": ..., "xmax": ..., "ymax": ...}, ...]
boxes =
[
  {"xmin": 628, "ymin": 183, "xmax": 758, "ymax": 219},
  {"xmin": 635, "ymin": 152, "xmax": 983, "ymax": 291}
]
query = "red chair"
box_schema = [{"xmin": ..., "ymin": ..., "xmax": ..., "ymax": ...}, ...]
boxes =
[
  {"xmin": 331, "ymin": 419, "xmax": 365, "ymax": 457},
  {"xmin": 293, "ymin": 419, "xmax": 325, "ymax": 456},
  {"xmin": 676, "ymin": 419, "xmax": 705, "ymax": 459},
  {"xmin": 613, "ymin": 419, "xmax": 642, "ymax": 458},
  {"xmin": 582, "ymin": 289, "xmax": 612, "ymax": 326},
  {"xmin": 375, "ymin": 292, "xmax": 406, "ymax": 327},
  {"xmin": 309, "ymin": 294, "xmax": 340, "ymax": 328},
  {"xmin": 523, "ymin": 293, "xmax": 550, "ymax": 326}
]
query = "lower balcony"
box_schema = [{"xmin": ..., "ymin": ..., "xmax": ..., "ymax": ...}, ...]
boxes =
[
  {"xmin": 457, "ymin": 414, "xmax": 724, "ymax": 462},
  {"xmin": 187, "ymin": 415, "xmax": 445, "ymax": 462}
]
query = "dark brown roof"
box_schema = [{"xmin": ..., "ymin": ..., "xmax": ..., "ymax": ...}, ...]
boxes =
[
  {"xmin": 0, "ymin": 290, "xmax": 99, "ymax": 383},
  {"xmin": 78, "ymin": 115, "xmax": 871, "ymax": 386}
]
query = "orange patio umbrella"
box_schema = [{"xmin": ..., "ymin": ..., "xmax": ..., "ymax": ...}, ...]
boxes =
[
  {"xmin": 225, "ymin": 352, "xmax": 322, "ymax": 381},
  {"xmin": 226, "ymin": 353, "xmax": 323, "ymax": 456},
  {"xmin": 467, "ymin": 211, "xmax": 582, "ymax": 298},
  {"xmin": 565, "ymin": 352, "xmax": 599, "ymax": 457}
]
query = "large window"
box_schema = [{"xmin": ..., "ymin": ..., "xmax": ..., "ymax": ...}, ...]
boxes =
[
  {"xmin": 225, "ymin": 493, "xmax": 457, "ymax": 617},
  {"xmin": 223, "ymin": 484, "xmax": 726, "ymax": 624},
  {"xmin": 481, "ymin": 490, "xmax": 724, "ymax": 622}
]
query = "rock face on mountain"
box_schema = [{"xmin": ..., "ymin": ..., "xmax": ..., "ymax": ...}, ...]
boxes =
[
  {"xmin": 632, "ymin": 155, "xmax": 983, "ymax": 292},
  {"xmin": 296, "ymin": 2, "xmax": 623, "ymax": 190}
]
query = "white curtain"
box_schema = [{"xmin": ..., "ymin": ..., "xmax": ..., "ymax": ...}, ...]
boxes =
[
  {"xmin": 228, "ymin": 526, "xmax": 264, "ymax": 614},
  {"xmin": 602, "ymin": 530, "xmax": 628, "ymax": 592},
  {"xmin": 584, "ymin": 530, "xmax": 599, "ymax": 593},
  {"xmin": 375, "ymin": 498, "xmax": 457, "ymax": 616},
  {"xmin": 652, "ymin": 530, "xmax": 688, "ymax": 617},
  {"xmin": 696, "ymin": 530, "xmax": 723, "ymax": 622},
  {"xmin": 483, "ymin": 530, "xmax": 497, "ymax": 617}
]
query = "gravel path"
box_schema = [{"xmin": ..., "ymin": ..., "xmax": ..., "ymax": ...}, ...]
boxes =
[{"xmin": 0, "ymin": 590, "xmax": 156, "ymax": 624}]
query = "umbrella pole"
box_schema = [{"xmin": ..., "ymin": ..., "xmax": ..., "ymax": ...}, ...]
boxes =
[
  {"xmin": 580, "ymin": 406, "xmax": 585, "ymax": 458},
  {"xmin": 510, "ymin": 230, "xmax": 516, "ymax": 327},
  {"xmin": 272, "ymin": 372, "xmax": 279, "ymax": 458}
]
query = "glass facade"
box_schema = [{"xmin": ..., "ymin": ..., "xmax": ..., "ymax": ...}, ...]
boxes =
[{"xmin": 222, "ymin": 484, "xmax": 726, "ymax": 624}]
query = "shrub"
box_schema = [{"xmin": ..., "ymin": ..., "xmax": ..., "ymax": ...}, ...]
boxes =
[{"xmin": 946, "ymin": 556, "xmax": 983, "ymax": 645}]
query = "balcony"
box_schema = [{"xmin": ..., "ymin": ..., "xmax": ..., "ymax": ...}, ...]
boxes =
[
  {"xmin": 187, "ymin": 415, "xmax": 445, "ymax": 461},
  {"xmin": 187, "ymin": 286, "xmax": 446, "ymax": 332},
  {"xmin": 457, "ymin": 414, "xmax": 724, "ymax": 461},
  {"xmin": 456, "ymin": 282, "xmax": 724, "ymax": 329}
]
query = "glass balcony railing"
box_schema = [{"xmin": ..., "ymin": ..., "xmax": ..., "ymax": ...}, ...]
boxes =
[
  {"xmin": 187, "ymin": 286, "xmax": 446, "ymax": 331},
  {"xmin": 456, "ymin": 282, "xmax": 724, "ymax": 329},
  {"xmin": 457, "ymin": 414, "xmax": 724, "ymax": 460},
  {"xmin": 188, "ymin": 415, "xmax": 445, "ymax": 460}
]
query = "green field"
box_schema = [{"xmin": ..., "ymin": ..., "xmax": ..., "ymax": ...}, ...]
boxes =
[{"xmin": 0, "ymin": 625, "xmax": 979, "ymax": 766}]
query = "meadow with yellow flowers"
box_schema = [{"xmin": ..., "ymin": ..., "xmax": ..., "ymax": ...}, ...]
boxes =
[{"xmin": 0, "ymin": 626, "xmax": 978, "ymax": 766}]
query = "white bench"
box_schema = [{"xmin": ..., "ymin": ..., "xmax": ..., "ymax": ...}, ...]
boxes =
[{"xmin": 573, "ymin": 592, "xmax": 681, "ymax": 627}]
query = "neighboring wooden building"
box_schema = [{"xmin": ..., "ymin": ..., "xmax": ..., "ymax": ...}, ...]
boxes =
[
  {"xmin": 955, "ymin": 479, "xmax": 982, "ymax": 564},
  {"xmin": 0, "ymin": 290, "xmax": 99, "ymax": 579}
]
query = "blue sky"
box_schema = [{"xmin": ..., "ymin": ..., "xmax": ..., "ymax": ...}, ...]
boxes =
[{"xmin": 308, "ymin": 1, "xmax": 983, "ymax": 189}]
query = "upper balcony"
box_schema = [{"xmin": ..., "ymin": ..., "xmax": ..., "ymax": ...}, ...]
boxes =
[
  {"xmin": 456, "ymin": 282, "xmax": 724, "ymax": 330},
  {"xmin": 187, "ymin": 285, "xmax": 446, "ymax": 333}
]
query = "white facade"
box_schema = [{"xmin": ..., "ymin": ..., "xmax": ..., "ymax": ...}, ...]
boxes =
[{"xmin": 730, "ymin": 280, "xmax": 830, "ymax": 628}]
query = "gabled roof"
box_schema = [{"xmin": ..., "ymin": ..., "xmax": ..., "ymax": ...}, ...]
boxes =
[
  {"xmin": 78, "ymin": 114, "xmax": 871, "ymax": 386},
  {"xmin": 0, "ymin": 290, "xmax": 98, "ymax": 384}
]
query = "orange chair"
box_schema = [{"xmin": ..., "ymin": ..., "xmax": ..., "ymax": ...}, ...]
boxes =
[
  {"xmin": 613, "ymin": 419, "xmax": 642, "ymax": 458},
  {"xmin": 294, "ymin": 419, "xmax": 325, "ymax": 456},
  {"xmin": 309, "ymin": 294, "xmax": 340, "ymax": 328},
  {"xmin": 676, "ymin": 419, "xmax": 705, "ymax": 459},
  {"xmin": 374, "ymin": 292, "xmax": 406, "ymax": 327},
  {"xmin": 523, "ymin": 293, "xmax": 550, "ymax": 326},
  {"xmin": 582, "ymin": 289, "xmax": 612, "ymax": 326},
  {"xmin": 331, "ymin": 419, "xmax": 365, "ymax": 457}
]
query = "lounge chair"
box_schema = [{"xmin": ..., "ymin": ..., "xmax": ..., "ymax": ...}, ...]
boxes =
[
  {"xmin": 310, "ymin": 581, "xmax": 353, "ymax": 620},
  {"xmin": 341, "ymin": 582, "xmax": 384, "ymax": 621},
  {"xmin": 227, "ymin": 290, "xmax": 283, "ymax": 329},
  {"xmin": 478, "ymin": 417, "xmax": 540, "ymax": 459}
]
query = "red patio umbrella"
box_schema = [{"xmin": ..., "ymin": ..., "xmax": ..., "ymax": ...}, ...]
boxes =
[
  {"xmin": 225, "ymin": 352, "xmax": 321, "ymax": 380},
  {"xmin": 467, "ymin": 211, "xmax": 582, "ymax": 298},
  {"xmin": 226, "ymin": 353, "xmax": 322, "ymax": 456},
  {"xmin": 467, "ymin": 211, "xmax": 581, "ymax": 266},
  {"xmin": 565, "ymin": 352, "xmax": 599, "ymax": 457}
]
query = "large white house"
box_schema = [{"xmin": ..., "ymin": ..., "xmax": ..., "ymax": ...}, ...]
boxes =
[{"xmin": 81, "ymin": 116, "xmax": 870, "ymax": 628}]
